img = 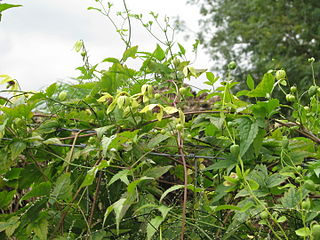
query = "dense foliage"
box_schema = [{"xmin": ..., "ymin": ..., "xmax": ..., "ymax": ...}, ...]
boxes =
[
  {"xmin": 187, "ymin": 0, "xmax": 320, "ymax": 92},
  {"xmin": 1, "ymin": 1, "xmax": 320, "ymax": 239}
]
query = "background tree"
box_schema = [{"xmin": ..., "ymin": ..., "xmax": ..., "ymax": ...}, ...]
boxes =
[{"xmin": 187, "ymin": 0, "xmax": 320, "ymax": 92}]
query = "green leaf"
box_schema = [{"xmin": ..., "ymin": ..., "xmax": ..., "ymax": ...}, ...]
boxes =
[
  {"xmin": 247, "ymin": 73, "xmax": 275, "ymax": 98},
  {"xmin": 122, "ymin": 45, "xmax": 138, "ymax": 62},
  {"xmin": 43, "ymin": 137, "xmax": 62, "ymax": 145},
  {"xmin": 101, "ymin": 135, "xmax": 116, "ymax": 157},
  {"xmin": 0, "ymin": 3, "xmax": 22, "ymax": 13},
  {"xmin": 21, "ymin": 182, "xmax": 52, "ymax": 201},
  {"xmin": 159, "ymin": 184, "xmax": 203, "ymax": 202},
  {"xmin": 147, "ymin": 216, "xmax": 163, "ymax": 240},
  {"xmin": 158, "ymin": 205, "xmax": 172, "ymax": 219},
  {"xmin": 277, "ymin": 216, "xmax": 287, "ymax": 223},
  {"xmin": 280, "ymin": 188, "xmax": 300, "ymax": 209},
  {"xmin": 160, "ymin": 185, "xmax": 184, "ymax": 202},
  {"xmin": 127, "ymin": 177, "xmax": 153, "ymax": 201},
  {"xmin": 1, "ymin": 104, "xmax": 34, "ymax": 119},
  {"xmin": 206, "ymin": 72, "xmax": 218, "ymax": 84},
  {"xmin": 205, "ymin": 158, "xmax": 237, "ymax": 171},
  {"xmin": 295, "ymin": 227, "xmax": 311, "ymax": 237},
  {"xmin": 107, "ymin": 100, "xmax": 117, "ymax": 114},
  {"xmin": 246, "ymin": 74, "xmax": 254, "ymax": 90},
  {"xmin": 102, "ymin": 57, "xmax": 120, "ymax": 63},
  {"xmin": 238, "ymin": 118, "xmax": 259, "ymax": 157},
  {"xmin": 5, "ymin": 168, "xmax": 22, "ymax": 181},
  {"xmin": 0, "ymin": 216, "xmax": 20, "ymax": 237},
  {"xmin": 37, "ymin": 120, "xmax": 59, "ymax": 134},
  {"xmin": 50, "ymin": 173, "xmax": 72, "ymax": 202},
  {"xmin": 163, "ymin": 106, "xmax": 178, "ymax": 114},
  {"xmin": 0, "ymin": 190, "xmax": 16, "ymax": 209},
  {"xmin": 81, "ymin": 166, "xmax": 98, "ymax": 188},
  {"xmin": 247, "ymin": 179, "xmax": 259, "ymax": 190},
  {"xmin": 113, "ymin": 198, "xmax": 131, "ymax": 234},
  {"xmin": 144, "ymin": 166, "xmax": 172, "ymax": 179},
  {"xmin": 108, "ymin": 169, "xmax": 130, "ymax": 186},
  {"xmin": 45, "ymin": 82, "xmax": 57, "ymax": 97},
  {"xmin": 33, "ymin": 218, "xmax": 48, "ymax": 240},
  {"xmin": 95, "ymin": 125, "xmax": 113, "ymax": 139},
  {"xmin": 178, "ymin": 43, "xmax": 186, "ymax": 55},
  {"xmin": 10, "ymin": 141, "xmax": 26, "ymax": 160},
  {"xmin": 251, "ymin": 99, "xmax": 279, "ymax": 119},
  {"xmin": 213, "ymin": 205, "xmax": 242, "ymax": 212},
  {"xmin": 153, "ymin": 44, "xmax": 165, "ymax": 61},
  {"xmin": 0, "ymin": 119, "xmax": 7, "ymax": 138},
  {"xmin": 147, "ymin": 134, "xmax": 170, "ymax": 148}
]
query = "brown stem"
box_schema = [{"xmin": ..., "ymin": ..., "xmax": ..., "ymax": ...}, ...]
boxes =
[
  {"xmin": 65, "ymin": 130, "xmax": 84, "ymax": 172},
  {"xmin": 274, "ymin": 119, "xmax": 320, "ymax": 144},
  {"xmin": 88, "ymin": 171, "xmax": 103, "ymax": 229}
]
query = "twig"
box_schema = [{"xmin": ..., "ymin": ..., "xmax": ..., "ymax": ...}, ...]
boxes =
[
  {"xmin": 274, "ymin": 119, "xmax": 320, "ymax": 144},
  {"xmin": 66, "ymin": 130, "xmax": 85, "ymax": 172},
  {"xmin": 88, "ymin": 171, "xmax": 103, "ymax": 229}
]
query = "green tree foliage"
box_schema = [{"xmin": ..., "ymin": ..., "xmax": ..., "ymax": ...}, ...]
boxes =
[{"xmin": 187, "ymin": 0, "xmax": 320, "ymax": 90}]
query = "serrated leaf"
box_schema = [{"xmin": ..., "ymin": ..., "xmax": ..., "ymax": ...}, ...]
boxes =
[
  {"xmin": 21, "ymin": 182, "xmax": 52, "ymax": 201},
  {"xmin": 238, "ymin": 118, "xmax": 259, "ymax": 157},
  {"xmin": 51, "ymin": 173, "xmax": 72, "ymax": 202},
  {"xmin": 33, "ymin": 218, "xmax": 48, "ymax": 240},
  {"xmin": 281, "ymin": 188, "xmax": 299, "ymax": 208},
  {"xmin": 0, "ymin": 216, "xmax": 20, "ymax": 237}
]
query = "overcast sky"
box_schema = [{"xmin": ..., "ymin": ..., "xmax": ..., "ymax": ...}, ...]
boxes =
[{"xmin": 0, "ymin": 0, "xmax": 212, "ymax": 90}]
